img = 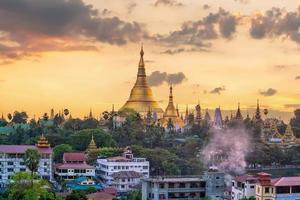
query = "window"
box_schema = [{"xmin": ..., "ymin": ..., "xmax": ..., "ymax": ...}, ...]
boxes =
[
  {"xmin": 216, "ymin": 176, "xmax": 220, "ymax": 179},
  {"xmin": 265, "ymin": 187, "xmax": 270, "ymax": 193},
  {"xmin": 20, "ymin": 162, "xmax": 25, "ymax": 166},
  {"xmin": 20, "ymin": 168, "xmax": 26, "ymax": 172},
  {"xmin": 159, "ymin": 183, "xmax": 165, "ymax": 189},
  {"xmin": 276, "ymin": 186, "xmax": 290, "ymax": 194},
  {"xmin": 250, "ymin": 185, "xmax": 255, "ymax": 189},
  {"xmin": 7, "ymin": 162, "xmax": 13, "ymax": 165},
  {"xmin": 7, "ymin": 168, "xmax": 13, "ymax": 172},
  {"xmin": 143, "ymin": 166, "xmax": 148, "ymax": 169},
  {"xmin": 292, "ymin": 186, "xmax": 300, "ymax": 193}
]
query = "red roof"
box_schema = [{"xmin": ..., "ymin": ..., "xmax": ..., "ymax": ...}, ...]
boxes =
[
  {"xmin": 112, "ymin": 171, "xmax": 142, "ymax": 179},
  {"xmin": 0, "ymin": 145, "xmax": 52, "ymax": 154},
  {"xmin": 55, "ymin": 163, "xmax": 95, "ymax": 170},
  {"xmin": 234, "ymin": 175, "xmax": 257, "ymax": 183},
  {"xmin": 63, "ymin": 152, "xmax": 85, "ymax": 162},
  {"xmin": 87, "ymin": 192, "xmax": 115, "ymax": 199},
  {"xmin": 103, "ymin": 187, "xmax": 117, "ymax": 195},
  {"xmin": 272, "ymin": 177, "xmax": 300, "ymax": 187}
]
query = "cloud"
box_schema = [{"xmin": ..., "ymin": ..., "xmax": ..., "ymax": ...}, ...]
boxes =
[
  {"xmin": 210, "ymin": 86, "xmax": 226, "ymax": 95},
  {"xmin": 203, "ymin": 4, "xmax": 211, "ymax": 10},
  {"xmin": 0, "ymin": 0, "xmax": 146, "ymax": 62},
  {"xmin": 161, "ymin": 47, "xmax": 209, "ymax": 55},
  {"xmin": 259, "ymin": 88, "xmax": 277, "ymax": 96},
  {"xmin": 234, "ymin": 0, "xmax": 249, "ymax": 4},
  {"xmin": 250, "ymin": 7, "xmax": 300, "ymax": 44},
  {"xmin": 154, "ymin": 0, "xmax": 183, "ymax": 7},
  {"xmin": 295, "ymin": 76, "xmax": 300, "ymax": 80},
  {"xmin": 101, "ymin": 9, "xmax": 112, "ymax": 16},
  {"xmin": 154, "ymin": 8, "xmax": 238, "ymax": 49},
  {"xmin": 284, "ymin": 104, "xmax": 300, "ymax": 109},
  {"xmin": 127, "ymin": 2, "xmax": 137, "ymax": 14},
  {"xmin": 147, "ymin": 71, "xmax": 187, "ymax": 86}
]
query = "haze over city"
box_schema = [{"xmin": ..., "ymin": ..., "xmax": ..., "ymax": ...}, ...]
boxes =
[{"xmin": 0, "ymin": 0, "xmax": 300, "ymax": 121}]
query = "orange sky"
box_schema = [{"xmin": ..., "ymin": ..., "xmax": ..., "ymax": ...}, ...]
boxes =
[{"xmin": 0, "ymin": 0, "xmax": 300, "ymax": 121}]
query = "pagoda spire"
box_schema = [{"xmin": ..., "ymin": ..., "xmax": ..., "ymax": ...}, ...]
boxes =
[
  {"xmin": 37, "ymin": 133, "xmax": 50, "ymax": 148},
  {"xmin": 137, "ymin": 43, "xmax": 146, "ymax": 79},
  {"xmin": 235, "ymin": 102, "xmax": 243, "ymax": 120},
  {"xmin": 255, "ymin": 99, "xmax": 261, "ymax": 121},
  {"xmin": 86, "ymin": 134, "xmax": 98, "ymax": 153},
  {"xmin": 89, "ymin": 108, "xmax": 93, "ymax": 118}
]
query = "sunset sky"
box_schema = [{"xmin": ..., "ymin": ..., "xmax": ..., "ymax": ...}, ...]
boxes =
[{"xmin": 0, "ymin": 0, "xmax": 300, "ymax": 120}]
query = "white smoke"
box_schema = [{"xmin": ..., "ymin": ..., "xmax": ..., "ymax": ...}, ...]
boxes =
[{"xmin": 202, "ymin": 127, "xmax": 252, "ymax": 175}]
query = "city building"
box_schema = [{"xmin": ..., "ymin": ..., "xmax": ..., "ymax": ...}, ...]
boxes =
[
  {"xmin": 255, "ymin": 172, "xmax": 300, "ymax": 200},
  {"xmin": 55, "ymin": 152, "xmax": 95, "ymax": 180},
  {"xmin": 141, "ymin": 171, "xmax": 225, "ymax": 200},
  {"xmin": 96, "ymin": 147, "xmax": 149, "ymax": 186},
  {"xmin": 111, "ymin": 171, "xmax": 143, "ymax": 192},
  {"xmin": 120, "ymin": 46, "xmax": 163, "ymax": 116},
  {"xmin": 231, "ymin": 175, "xmax": 257, "ymax": 200},
  {"xmin": 0, "ymin": 134, "xmax": 53, "ymax": 188}
]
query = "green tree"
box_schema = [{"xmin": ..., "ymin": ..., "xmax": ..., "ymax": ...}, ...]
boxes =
[
  {"xmin": 24, "ymin": 148, "xmax": 41, "ymax": 183},
  {"xmin": 70, "ymin": 128, "xmax": 116, "ymax": 151},
  {"xmin": 53, "ymin": 144, "xmax": 73, "ymax": 163},
  {"xmin": 5, "ymin": 172, "xmax": 55, "ymax": 200},
  {"xmin": 12, "ymin": 111, "xmax": 28, "ymax": 124},
  {"xmin": 66, "ymin": 190, "xmax": 87, "ymax": 200}
]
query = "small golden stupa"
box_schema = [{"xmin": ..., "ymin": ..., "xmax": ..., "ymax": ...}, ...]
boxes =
[
  {"xmin": 37, "ymin": 134, "xmax": 50, "ymax": 148},
  {"xmin": 163, "ymin": 85, "xmax": 178, "ymax": 120},
  {"xmin": 282, "ymin": 124, "xmax": 295, "ymax": 142},
  {"xmin": 120, "ymin": 45, "xmax": 163, "ymax": 114},
  {"xmin": 86, "ymin": 134, "xmax": 98, "ymax": 154}
]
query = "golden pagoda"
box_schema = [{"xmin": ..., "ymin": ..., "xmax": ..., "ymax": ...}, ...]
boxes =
[
  {"xmin": 163, "ymin": 85, "xmax": 178, "ymax": 120},
  {"xmin": 120, "ymin": 46, "xmax": 163, "ymax": 115},
  {"xmin": 37, "ymin": 134, "xmax": 50, "ymax": 148},
  {"xmin": 282, "ymin": 124, "xmax": 295, "ymax": 142},
  {"xmin": 270, "ymin": 122, "xmax": 282, "ymax": 139},
  {"xmin": 161, "ymin": 85, "xmax": 184, "ymax": 131},
  {"xmin": 86, "ymin": 134, "xmax": 98, "ymax": 154}
]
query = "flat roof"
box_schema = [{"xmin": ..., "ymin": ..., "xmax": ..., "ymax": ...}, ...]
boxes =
[
  {"xmin": 0, "ymin": 145, "xmax": 52, "ymax": 154},
  {"xmin": 145, "ymin": 177, "xmax": 203, "ymax": 183}
]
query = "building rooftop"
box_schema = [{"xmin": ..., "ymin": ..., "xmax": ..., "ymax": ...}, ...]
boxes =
[
  {"xmin": 106, "ymin": 156, "xmax": 131, "ymax": 162},
  {"xmin": 234, "ymin": 175, "xmax": 257, "ymax": 183},
  {"xmin": 63, "ymin": 152, "xmax": 85, "ymax": 162},
  {"xmin": 112, "ymin": 171, "xmax": 143, "ymax": 179},
  {"xmin": 55, "ymin": 163, "xmax": 95, "ymax": 170},
  {"xmin": 145, "ymin": 177, "xmax": 203, "ymax": 183},
  {"xmin": 87, "ymin": 191, "xmax": 115, "ymax": 199},
  {"xmin": 272, "ymin": 177, "xmax": 300, "ymax": 187},
  {"xmin": 0, "ymin": 145, "xmax": 52, "ymax": 154}
]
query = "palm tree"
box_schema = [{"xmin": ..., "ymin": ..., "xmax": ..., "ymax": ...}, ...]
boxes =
[{"xmin": 24, "ymin": 148, "xmax": 41, "ymax": 186}]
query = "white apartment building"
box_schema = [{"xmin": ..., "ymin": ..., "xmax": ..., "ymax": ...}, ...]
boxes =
[
  {"xmin": 55, "ymin": 152, "xmax": 95, "ymax": 180},
  {"xmin": 96, "ymin": 148, "xmax": 149, "ymax": 185},
  {"xmin": 0, "ymin": 135, "xmax": 53, "ymax": 188},
  {"xmin": 231, "ymin": 175, "xmax": 257, "ymax": 200}
]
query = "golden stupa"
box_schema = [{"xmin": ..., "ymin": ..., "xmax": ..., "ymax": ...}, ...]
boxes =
[
  {"xmin": 163, "ymin": 85, "xmax": 178, "ymax": 120},
  {"xmin": 120, "ymin": 46, "xmax": 163, "ymax": 114}
]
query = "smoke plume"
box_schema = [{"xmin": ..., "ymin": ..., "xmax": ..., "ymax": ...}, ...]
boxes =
[{"xmin": 202, "ymin": 127, "xmax": 251, "ymax": 175}]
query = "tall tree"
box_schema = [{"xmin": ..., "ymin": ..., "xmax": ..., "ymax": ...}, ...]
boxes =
[
  {"xmin": 24, "ymin": 148, "xmax": 41, "ymax": 183},
  {"xmin": 12, "ymin": 111, "xmax": 28, "ymax": 124}
]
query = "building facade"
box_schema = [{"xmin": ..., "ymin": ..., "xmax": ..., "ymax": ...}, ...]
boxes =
[
  {"xmin": 96, "ymin": 148, "xmax": 149, "ymax": 185},
  {"xmin": 141, "ymin": 171, "xmax": 225, "ymax": 200},
  {"xmin": 231, "ymin": 175, "xmax": 257, "ymax": 200},
  {"xmin": 0, "ymin": 135, "xmax": 53, "ymax": 188},
  {"xmin": 55, "ymin": 152, "xmax": 95, "ymax": 180}
]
